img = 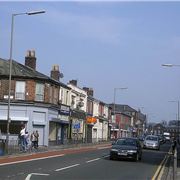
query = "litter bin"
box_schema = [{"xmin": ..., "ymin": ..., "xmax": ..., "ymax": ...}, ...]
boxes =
[{"xmin": 0, "ymin": 139, "xmax": 5, "ymax": 156}]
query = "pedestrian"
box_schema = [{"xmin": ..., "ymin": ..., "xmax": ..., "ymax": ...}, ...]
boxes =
[
  {"xmin": 30, "ymin": 131, "xmax": 36, "ymax": 150},
  {"xmin": 34, "ymin": 130, "xmax": 39, "ymax": 149},
  {"xmin": 172, "ymin": 137, "xmax": 177, "ymax": 154},
  {"xmin": 20, "ymin": 126, "xmax": 26, "ymax": 152},
  {"xmin": 24, "ymin": 131, "xmax": 30, "ymax": 151}
]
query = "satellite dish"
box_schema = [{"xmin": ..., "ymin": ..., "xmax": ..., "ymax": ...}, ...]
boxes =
[{"xmin": 60, "ymin": 73, "xmax": 64, "ymax": 78}]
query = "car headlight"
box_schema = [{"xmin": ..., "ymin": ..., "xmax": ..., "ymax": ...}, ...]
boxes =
[
  {"xmin": 110, "ymin": 149, "xmax": 118, "ymax": 152},
  {"xmin": 127, "ymin": 150, "xmax": 137, "ymax": 153}
]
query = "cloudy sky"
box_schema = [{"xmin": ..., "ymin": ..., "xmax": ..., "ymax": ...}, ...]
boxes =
[{"xmin": 0, "ymin": 1, "xmax": 180, "ymax": 123}]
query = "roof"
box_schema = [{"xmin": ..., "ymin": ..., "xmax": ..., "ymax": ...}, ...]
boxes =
[
  {"xmin": 109, "ymin": 104, "xmax": 137, "ymax": 113},
  {"xmin": 0, "ymin": 58, "xmax": 70, "ymax": 88},
  {"xmin": 0, "ymin": 58, "xmax": 50, "ymax": 80}
]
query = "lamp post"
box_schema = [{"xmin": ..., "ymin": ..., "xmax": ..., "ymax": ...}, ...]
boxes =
[
  {"xmin": 6, "ymin": 10, "xmax": 45, "ymax": 153},
  {"xmin": 162, "ymin": 64, "xmax": 180, "ymax": 142},
  {"xmin": 169, "ymin": 101, "xmax": 180, "ymax": 141},
  {"xmin": 162, "ymin": 64, "xmax": 180, "ymax": 67},
  {"xmin": 113, "ymin": 87, "xmax": 128, "ymax": 139}
]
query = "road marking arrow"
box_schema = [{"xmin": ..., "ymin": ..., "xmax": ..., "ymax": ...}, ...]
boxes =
[{"xmin": 25, "ymin": 173, "xmax": 49, "ymax": 180}]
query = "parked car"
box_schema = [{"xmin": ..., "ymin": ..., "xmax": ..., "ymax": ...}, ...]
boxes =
[
  {"xmin": 110, "ymin": 137, "xmax": 142, "ymax": 161},
  {"xmin": 143, "ymin": 135, "xmax": 160, "ymax": 150}
]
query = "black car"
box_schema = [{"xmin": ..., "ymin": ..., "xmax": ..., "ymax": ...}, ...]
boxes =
[{"xmin": 110, "ymin": 137, "xmax": 142, "ymax": 161}]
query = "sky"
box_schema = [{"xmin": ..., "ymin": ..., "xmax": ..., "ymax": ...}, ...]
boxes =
[{"xmin": 0, "ymin": 1, "xmax": 180, "ymax": 123}]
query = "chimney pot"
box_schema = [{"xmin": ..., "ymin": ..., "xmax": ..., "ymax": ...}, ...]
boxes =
[
  {"xmin": 51, "ymin": 64, "xmax": 60, "ymax": 81},
  {"xmin": 25, "ymin": 50, "xmax": 36, "ymax": 70}
]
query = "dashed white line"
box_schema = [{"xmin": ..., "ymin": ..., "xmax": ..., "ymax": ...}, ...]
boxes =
[
  {"xmin": 55, "ymin": 164, "xmax": 80, "ymax": 172},
  {"xmin": 0, "ymin": 154, "xmax": 65, "ymax": 166},
  {"xmin": 86, "ymin": 158, "xmax": 100, "ymax": 163},
  {"xmin": 97, "ymin": 146, "xmax": 110, "ymax": 150},
  {"xmin": 103, "ymin": 155, "xmax": 110, "ymax": 158}
]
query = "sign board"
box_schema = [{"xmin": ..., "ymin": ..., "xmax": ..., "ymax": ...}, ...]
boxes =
[{"xmin": 73, "ymin": 123, "xmax": 80, "ymax": 129}]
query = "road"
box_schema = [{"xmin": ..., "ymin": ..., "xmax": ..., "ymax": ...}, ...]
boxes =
[{"xmin": 0, "ymin": 143, "xmax": 171, "ymax": 180}]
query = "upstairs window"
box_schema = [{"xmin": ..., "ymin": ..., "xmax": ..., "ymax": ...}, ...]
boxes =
[
  {"xmin": 53, "ymin": 87, "xmax": 58, "ymax": 104},
  {"xmin": 15, "ymin": 81, "xmax": 25, "ymax": 100},
  {"xmin": 35, "ymin": 83, "xmax": 44, "ymax": 101}
]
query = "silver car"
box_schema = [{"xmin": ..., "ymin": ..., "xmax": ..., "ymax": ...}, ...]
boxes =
[{"xmin": 143, "ymin": 135, "xmax": 160, "ymax": 150}]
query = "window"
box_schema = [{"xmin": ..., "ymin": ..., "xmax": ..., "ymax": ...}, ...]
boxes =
[
  {"xmin": 60, "ymin": 88, "xmax": 63, "ymax": 103},
  {"xmin": 53, "ymin": 87, "xmax": 58, "ymax": 104},
  {"xmin": 49, "ymin": 86, "xmax": 53, "ymax": 103},
  {"xmin": 71, "ymin": 95, "xmax": 75, "ymax": 108},
  {"xmin": 35, "ymin": 83, "xmax": 44, "ymax": 101},
  {"xmin": 65, "ymin": 91, "xmax": 69, "ymax": 105},
  {"xmin": 15, "ymin": 81, "xmax": 25, "ymax": 100}
]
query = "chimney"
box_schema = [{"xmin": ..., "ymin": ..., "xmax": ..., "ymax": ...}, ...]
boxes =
[
  {"xmin": 69, "ymin": 80, "xmax": 77, "ymax": 86},
  {"xmin": 83, "ymin": 87, "xmax": 94, "ymax": 97},
  {"xmin": 25, "ymin": 50, "xmax": 36, "ymax": 70},
  {"xmin": 51, "ymin": 65, "xmax": 60, "ymax": 81}
]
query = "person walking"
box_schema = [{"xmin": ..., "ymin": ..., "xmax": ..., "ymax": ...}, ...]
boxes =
[
  {"xmin": 34, "ymin": 130, "xmax": 39, "ymax": 149},
  {"xmin": 30, "ymin": 131, "xmax": 36, "ymax": 151},
  {"xmin": 19, "ymin": 126, "xmax": 26, "ymax": 152}
]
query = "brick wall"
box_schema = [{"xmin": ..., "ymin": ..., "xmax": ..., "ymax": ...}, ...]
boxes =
[
  {"xmin": 0, "ymin": 79, "xmax": 15, "ymax": 100},
  {"xmin": 26, "ymin": 80, "xmax": 35, "ymax": 101},
  {"xmin": 0, "ymin": 78, "xmax": 59, "ymax": 105}
]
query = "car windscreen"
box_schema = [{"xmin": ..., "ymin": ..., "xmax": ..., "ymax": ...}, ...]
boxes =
[
  {"xmin": 146, "ymin": 136, "xmax": 158, "ymax": 141},
  {"xmin": 116, "ymin": 139, "xmax": 137, "ymax": 146}
]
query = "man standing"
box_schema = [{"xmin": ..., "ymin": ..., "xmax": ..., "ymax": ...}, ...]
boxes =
[
  {"xmin": 20, "ymin": 126, "xmax": 26, "ymax": 151},
  {"xmin": 34, "ymin": 130, "xmax": 39, "ymax": 149},
  {"xmin": 30, "ymin": 131, "xmax": 36, "ymax": 150}
]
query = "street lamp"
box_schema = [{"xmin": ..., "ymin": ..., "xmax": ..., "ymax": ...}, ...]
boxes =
[
  {"xmin": 113, "ymin": 87, "xmax": 128, "ymax": 139},
  {"xmin": 162, "ymin": 64, "xmax": 180, "ymax": 67},
  {"xmin": 169, "ymin": 101, "xmax": 180, "ymax": 142},
  {"xmin": 6, "ymin": 10, "xmax": 45, "ymax": 153}
]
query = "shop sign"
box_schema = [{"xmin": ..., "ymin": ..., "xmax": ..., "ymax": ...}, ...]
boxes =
[
  {"xmin": 59, "ymin": 105, "xmax": 70, "ymax": 115},
  {"xmin": 86, "ymin": 117, "xmax": 97, "ymax": 124}
]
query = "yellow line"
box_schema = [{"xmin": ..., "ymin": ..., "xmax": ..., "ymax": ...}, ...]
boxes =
[
  {"xmin": 158, "ymin": 155, "xmax": 169, "ymax": 179},
  {"xmin": 151, "ymin": 149, "xmax": 171, "ymax": 180},
  {"xmin": 151, "ymin": 155, "xmax": 167, "ymax": 180}
]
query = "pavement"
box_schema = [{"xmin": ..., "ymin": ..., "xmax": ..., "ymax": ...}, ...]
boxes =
[
  {"xmin": 0, "ymin": 142, "xmax": 111, "ymax": 165},
  {"xmin": 177, "ymin": 143, "xmax": 180, "ymax": 179}
]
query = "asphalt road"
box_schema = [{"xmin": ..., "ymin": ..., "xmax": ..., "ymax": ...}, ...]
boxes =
[{"xmin": 0, "ymin": 143, "xmax": 171, "ymax": 180}]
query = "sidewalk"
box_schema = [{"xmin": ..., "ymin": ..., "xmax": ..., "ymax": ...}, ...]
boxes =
[
  {"xmin": 177, "ymin": 143, "xmax": 180, "ymax": 179},
  {"xmin": 0, "ymin": 142, "xmax": 111, "ymax": 165}
]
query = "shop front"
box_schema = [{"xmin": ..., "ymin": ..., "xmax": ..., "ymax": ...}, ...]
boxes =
[
  {"xmin": 70, "ymin": 109, "xmax": 86, "ymax": 143},
  {"xmin": 86, "ymin": 117, "xmax": 97, "ymax": 143},
  {"xmin": 49, "ymin": 105, "xmax": 70, "ymax": 145}
]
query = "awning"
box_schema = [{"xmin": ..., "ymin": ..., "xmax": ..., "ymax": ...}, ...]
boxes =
[
  {"xmin": 71, "ymin": 109, "xmax": 86, "ymax": 120},
  {"xmin": 50, "ymin": 118, "xmax": 69, "ymax": 124},
  {"xmin": 0, "ymin": 116, "xmax": 29, "ymax": 121}
]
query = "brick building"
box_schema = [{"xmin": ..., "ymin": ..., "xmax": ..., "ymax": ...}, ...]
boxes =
[{"xmin": 0, "ymin": 50, "xmax": 70, "ymax": 146}]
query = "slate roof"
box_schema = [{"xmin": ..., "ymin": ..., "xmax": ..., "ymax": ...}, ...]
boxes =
[
  {"xmin": 0, "ymin": 58, "xmax": 51, "ymax": 79},
  {"xmin": 0, "ymin": 58, "xmax": 70, "ymax": 89},
  {"xmin": 109, "ymin": 104, "xmax": 137, "ymax": 113}
]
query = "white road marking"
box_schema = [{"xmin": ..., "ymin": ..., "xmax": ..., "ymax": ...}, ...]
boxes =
[
  {"xmin": 25, "ymin": 174, "xmax": 32, "ymax": 180},
  {"xmin": 55, "ymin": 164, "xmax": 80, "ymax": 171},
  {"xmin": 97, "ymin": 146, "xmax": 110, "ymax": 150},
  {"xmin": 0, "ymin": 154, "xmax": 65, "ymax": 166},
  {"xmin": 25, "ymin": 173, "xmax": 49, "ymax": 180},
  {"xmin": 103, "ymin": 155, "xmax": 110, "ymax": 158},
  {"xmin": 86, "ymin": 158, "xmax": 100, "ymax": 163}
]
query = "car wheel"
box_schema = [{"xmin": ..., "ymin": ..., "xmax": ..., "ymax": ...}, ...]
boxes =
[{"xmin": 110, "ymin": 155, "xmax": 114, "ymax": 160}]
